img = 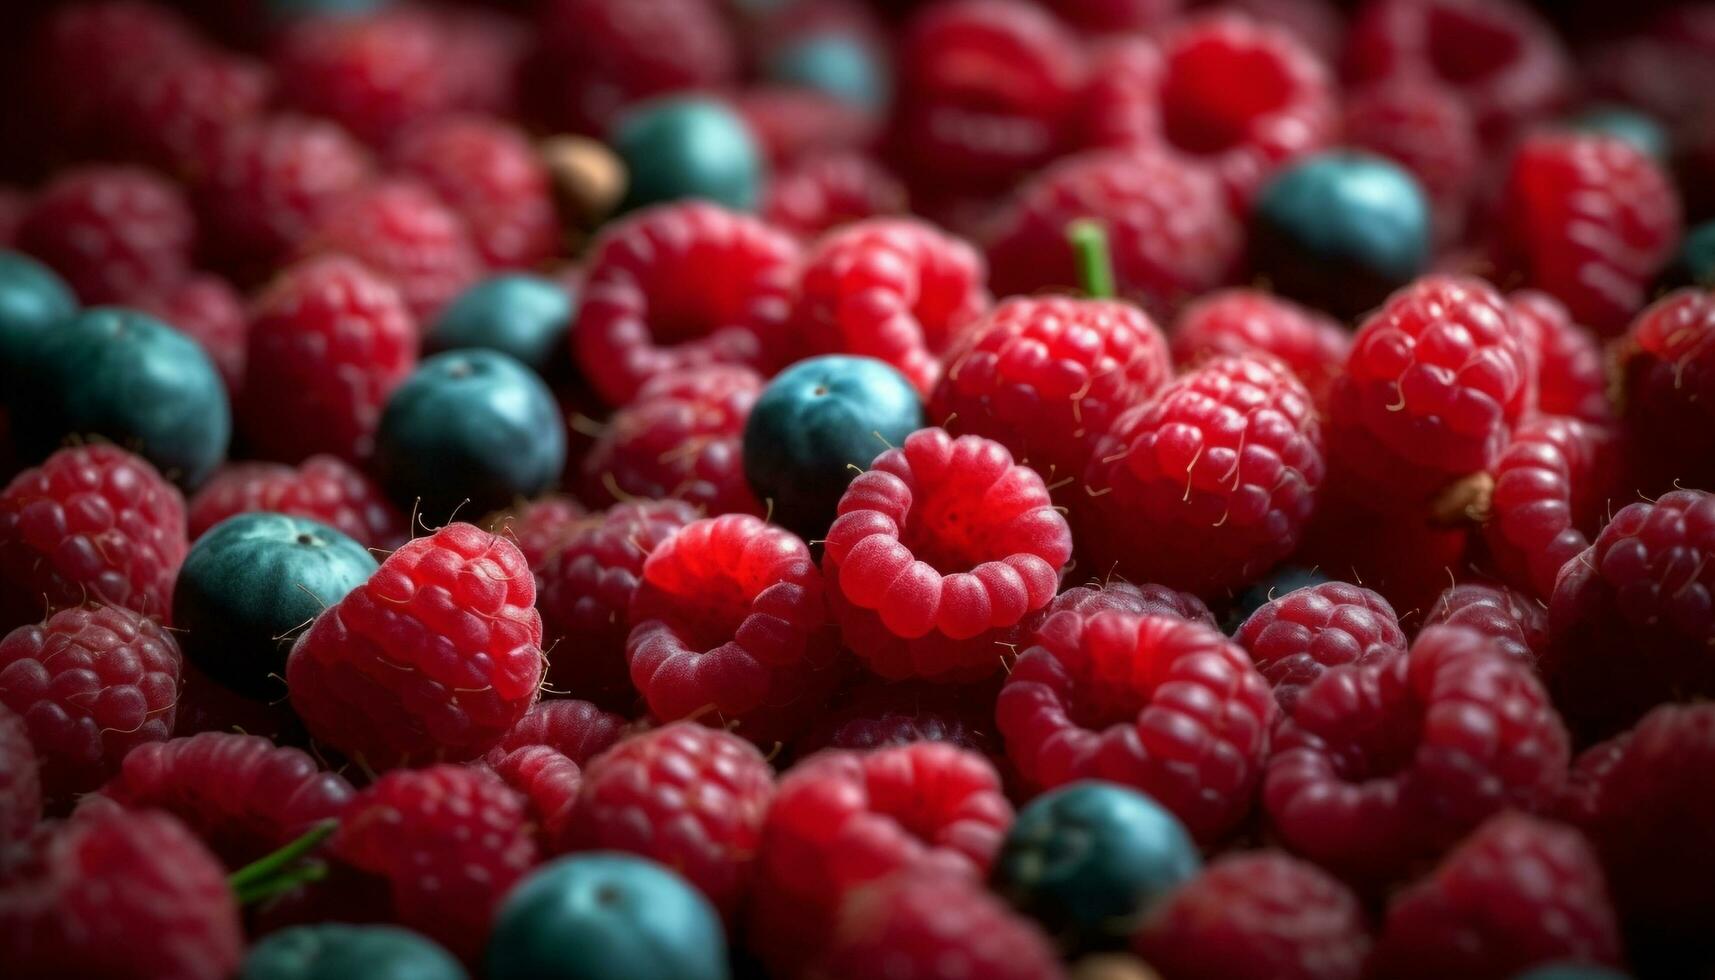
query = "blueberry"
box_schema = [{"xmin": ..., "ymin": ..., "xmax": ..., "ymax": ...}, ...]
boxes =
[
  {"xmin": 1220, "ymin": 565, "xmax": 1330, "ymax": 635},
  {"xmin": 486, "ymin": 854, "xmax": 729, "ymax": 980},
  {"xmin": 242, "ymin": 924, "xmax": 466, "ymax": 980},
  {"xmin": 1661, "ymin": 220, "xmax": 1715, "ymax": 291},
  {"xmin": 1568, "ymin": 105, "xmax": 1670, "ymax": 161},
  {"xmin": 0, "ymin": 250, "xmax": 75, "ymax": 369},
  {"xmin": 766, "ymin": 34, "xmax": 889, "ymax": 111},
  {"xmin": 614, "ymin": 97, "xmax": 764, "ymax": 213},
  {"xmin": 428, "ymin": 274, "xmax": 574, "ymax": 375},
  {"xmin": 743, "ymin": 355, "xmax": 924, "ymax": 538}
]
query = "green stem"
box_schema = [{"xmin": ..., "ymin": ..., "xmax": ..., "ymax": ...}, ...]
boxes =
[
  {"xmin": 1067, "ymin": 219, "xmax": 1116, "ymax": 300},
  {"xmin": 233, "ymin": 862, "xmax": 329, "ymax": 906},
  {"xmin": 228, "ymin": 819, "xmax": 337, "ymax": 903}
]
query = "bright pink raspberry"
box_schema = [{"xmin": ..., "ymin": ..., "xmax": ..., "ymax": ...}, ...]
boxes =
[
  {"xmin": 998, "ymin": 609, "xmax": 1275, "ymax": 841},
  {"xmin": 484, "ymin": 495, "xmax": 586, "ymax": 571},
  {"xmin": 574, "ymin": 202, "xmax": 799, "ymax": 406},
  {"xmin": 188, "ymin": 455, "xmax": 405, "ymax": 552},
  {"xmin": 1342, "ymin": 78, "xmax": 1479, "ymax": 245},
  {"xmin": 0, "ymin": 704, "xmax": 41, "ymax": 849},
  {"xmin": 286, "ymin": 523, "xmax": 545, "ymax": 771},
  {"xmin": 111, "ymin": 50, "xmax": 272, "ymax": 174},
  {"xmin": 793, "ymin": 678, "xmax": 1004, "ymax": 762},
  {"xmin": 239, "ymin": 255, "xmax": 419, "ymax": 464},
  {"xmin": 297, "ymin": 179, "xmax": 482, "ymax": 324},
  {"xmin": 1480, "ymin": 415, "xmax": 1615, "ymax": 601},
  {"xmin": 0, "ymin": 445, "xmax": 187, "ymax": 631},
  {"xmin": 823, "ymin": 428, "xmax": 1073, "ymax": 682},
  {"xmin": 390, "ymin": 114, "xmax": 557, "ymax": 270},
  {"xmin": 761, "ymin": 153, "xmax": 907, "ymax": 240},
  {"xmin": 1169, "ymin": 289, "xmax": 1348, "ymax": 405},
  {"xmin": 794, "ymin": 218, "xmax": 990, "ymax": 396},
  {"xmin": 132, "ymin": 273, "xmax": 248, "ymax": 398},
  {"xmin": 1619, "ymin": 289, "xmax": 1715, "ymax": 495},
  {"xmin": 1081, "ymin": 356, "xmax": 1325, "ymax": 595},
  {"xmin": 1509, "ymin": 290, "xmax": 1612, "ymax": 424},
  {"xmin": 16, "ymin": 164, "xmax": 195, "ymax": 305},
  {"xmin": 0, "ymin": 603, "xmax": 181, "ymax": 807},
  {"xmin": 1420, "ymin": 581, "xmax": 1546, "ymax": 668},
  {"xmin": 1236, "ymin": 582, "xmax": 1407, "ymax": 715}
]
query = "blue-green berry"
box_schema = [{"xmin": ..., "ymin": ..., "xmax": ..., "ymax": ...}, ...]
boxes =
[
  {"xmin": 428, "ymin": 275, "xmax": 574, "ymax": 374},
  {"xmin": 242, "ymin": 924, "xmax": 466, "ymax": 980},
  {"xmin": 614, "ymin": 97, "xmax": 764, "ymax": 213},
  {"xmin": 766, "ymin": 34, "xmax": 888, "ymax": 111},
  {"xmin": 0, "ymin": 250, "xmax": 76, "ymax": 370},
  {"xmin": 1569, "ymin": 105, "xmax": 1670, "ymax": 161}
]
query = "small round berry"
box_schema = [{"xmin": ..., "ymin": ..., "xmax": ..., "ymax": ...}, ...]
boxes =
[
  {"xmin": 1235, "ymin": 582, "xmax": 1407, "ymax": 715},
  {"xmin": 491, "ymin": 699, "xmax": 627, "ymax": 764},
  {"xmin": 1169, "ymin": 290, "xmax": 1347, "ymax": 405},
  {"xmin": 187, "ymin": 455, "xmax": 405, "ymax": 552},
  {"xmin": 110, "ymin": 51, "xmax": 272, "ymax": 175},
  {"xmin": 816, "ymin": 871, "xmax": 1064, "ymax": 980},
  {"xmin": 1343, "ymin": 78, "xmax": 1480, "ymax": 246},
  {"xmin": 1618, "ymin": 289, "xmax": 1715, "ymax": 494},
  {"xmin": 391, "ymin": 115, "xmax": 557, "ymax": 271},
  {"xmin": 484, "ymin": 494, "xmax": 587, "ymax": 571},
  {"xmin": 0, "ymin": 252, "xmax": 76, "ymax": 369},
  {"xmin": 0, "ymin": 703, "xmax": 41, "ymax": 848},
  {"xmin": 428, "ymin": 274, "xmax": 572, "ymax": 373},
  {"xmin": 1421, "ymin": 581, "xmax": 1546, "ymax": 668},
  {"xmin": 133, "ymin": 273, "xmax": 248, "ymax": 399},
  {"xmin": 16, "ymin": 164, "xmax": 195, "ymax": 306},
  {"xmin": 1509, "ymin": 290, "xmax": 1611, "ymax": 425},
  {"xmin": 615, "ymin": 97, "xmax": 765, "ymax": 213},
  {"xmin": 241, "ymin": 925, "xmax": 466, "ymax": 980},
  {"xmin": 766, "ymin": 32, "xmax": 889, "ymax": 112}
]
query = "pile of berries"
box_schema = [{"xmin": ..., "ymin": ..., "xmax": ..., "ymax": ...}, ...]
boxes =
[{"xmin": 5, "ymin": 1, "xmax": 1715, "ymax": 978}]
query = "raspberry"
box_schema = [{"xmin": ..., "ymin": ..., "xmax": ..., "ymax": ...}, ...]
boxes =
[
  {"xmin": 84, "ymin": 731, "xmax": 353, "ymax": 866},
  {"xmin": 1235, "ymin": 582, "xmax": 1407, "ymax": 715},
  {"xmin": 1618, "ymin": 289, "xmax": 1715, "ymax": 494},
  {"xmin": 0, "ymin": 445, "xmax": 187, "ymax": 631},
  {"xmin": 748, "ymin": 742, "xmax": 1012, "ymax": 975},
  {"xmin": 580, "ymin": 367, "xmax": 763, "ymax": 517},
  {"xmin": 1224, "ymin": 0, "xmax": 1345, "ymax": 65},
  {"xmin": 1042, "ymin": 0, "xmax": 1179, "ymax": 33},
  {"xmin": 482, "ymin": 744, "xmax": 583, "ymax": 854},
  {"xmin": 1081, "ymin": 356, "xmax": 1325, "ymax": 595},
  {"xmin": 1168, "ymin": 289, "xmax": 1348, "ymax": 405},
  {"xmin": 1134, "ymin": 851, "xmax": 1369, "ymax": 980},
  {"xmin": 1296, "ymin": 503, "xmax": 1472, "ymax": 618},
  {"xmin": 334, "ymin": 764, "xmax": 537, "ymax": 961},
  {"xmin": 761, "ymin": 153, "xmax": 907, "ymax": 240},
  {"xmin": 815, "ymin": 871, "xmax": 1064, "ymax": 980},
  {"xmin": 0, "ymin": 704, "xmax": 40, "ymax": 849},
  {"xmin": 535, "ymin": 500, "xmax": 699, "ymax": 708},
  {"xmin": 794, "ymin": 218, "xmax": 990, "ymax": 396},
  {"xmin": 1076, "ymin": 36, "xmax": 1165, "ymax": 153},
  {"xmin": 562, "ymin": 723, "xmax": 774, "ymax": 917},
  {"xmin": 793, "ymin": 678, "xmax": 1003, "ymax": 761},
  {"xmin": 1544, "ymin": 490, "xmax": 1715, "ymax": 738},
  {"xmin": 489, "ymin": 698, "xmax": 627, "ymax": 763},
  {"xmin": 1493, "ymin": 132, "xmax": 1681, "ymax": 335},
  {"xmin": 573, "ymin": 202, "xmax": 798, "ymax": 406},
  {"xmin": 932, "ymin": 297, "xmax": 1171, "ymax": 491},
  {"xmin": 1342, "ymin": 78, "xmax": 1479, "ymax": 245},
  {"xmin": 0, "ymin": 603, "xmax": 180, "ymax": 807},
  {"xmin": 16, "ymin": 164, "xmax": 195, "ymax": 306},
  {"xmin": 1263, "ymin": 624, "xmax": 1570, "ymax": 885},
  {"xmin": 984, "ymin": 148, "xmax": 1242, "ymax": 319},
  {"xmin": 1420, "ymin": 581, "xmax": 1546, "ymax": 668},
  {"xmin": 286, "ymin": 523, "xmax": 545, "ymax": 771},
  {"xmin": 133, "ymin": 273, "xmax": 248, "ymax": 397},
  {"xmin": 823, "ymin": 428, "xmax": 1073, "ymax": 682},
  {"xmin": 239, "ymin": 255, "xmax": 419, "ymax": 464},
  {"xmin": 729, "ymin": 88, "xmax": 880, "ymax": 171},
  {"xmin": 1025, "ymin": 580, "xmax": 1219, "ymax": 635},
  {"xmin": 1510, "ymin": 290, "xmax": 1612, "ymax": 425},
  {"xmin": 485, "ymin": 495, "xmax": 586, "ymax": 571},
  {"xmin": 0, "ymin": 808, "xmax": 242, "ymax": 980},
  {"xmin": 297, "ymin": 179, "xmax": 482, "ymax": 325},
  {"xmin": 390, "ymin": 115, "xmax": 557, "ymax": 271},
  {"xmin": 0, "ymin": 189, "xmax": 25, "ymax": 247},
  {"xmin": 628, "ymin": 514, "xmax": 839, "ymax": 743},
  {"xmin": 1479, "ymin": 416, "xmax": 1614, "ymax": 601},
  {"xmin": 188, "ymin": 455, "xmax": 405, "ymax": 552},
  {"xmin": 997, "ymin": 609, "xmax": 1274, "ymax": 841},
  {"xmin": 111, "ymin": 51, "xmax": 272, "ymax": 175}
]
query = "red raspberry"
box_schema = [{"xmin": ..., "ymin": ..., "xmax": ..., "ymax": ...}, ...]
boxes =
[
  {"xmin": 1494, "ymin": 132, "xmax": 1681, "ymax": 335},
  {"xmin": 574, "ymin": 202, "xmax": 799, "ymax": 406},
  {"xmin": 795, "ymin": 218, "xmax": 990, "ymax": 396},
  {"xmin": 1075, "ymin": 36, "xmax": 1165, "ymax": 153},
  {"xmin": 823, "ymin": 428, "xmax": 1073, "ymax": 682},
  {"xmin": 1263, "ymin": 624, "xmax": 1569, "ymax": 885},
  {"xmin": 1081, "ymin": 356, "xmax": 1325, "ymax": 595},
  {"xmin": 0, "ymin": 188, "xmax": 25, "ymax": 247},
  {"xmin": 482, "ymin": 744, "xmax": 583, "ymax": 853},
  {"xmin": 489, "ymin": 698, "xmax": 627, "ymax": 762},
  {"xmin": 16, "ymin": 164, "xmax": 195, "ymax": 305},
  {"xmin": 1042, "ymin": 0, "xmax": 1179, "ymax": 34},
  {"xmin": 731, "ymin": 88, "xmax": 880, "ymax": 171},
  {"xmin": 1235, "ymin": 582, "xmax": 1407, "ymax": 715},
  {"xmin": 334, "ymin": 764, "xmax": 537, "ymax": 961},
  {"xmin": 0, "ymin": 808, "xmax": 242, "ymax": 980},
  {"xmin": 1224, "ymin": 0, "xmax": 1345, "ymax": 65},
  {"xmin": 84, "ymin": 731, "xmax": 353, "ymax": 866},
  {"xmin": 1134, "ymin": 851, "xmax": 1369, "ymax": 980},
  {"xmin": 390, "ymin": 115, "xmax": 557, "ymax": 271},
  {"xmin": 793, "ymin": 678, "xmax": 1004, "ymax": 761},
  {"xmin": 1479, "ymin": 416, "xmax": 1614, "ymax": 601},
  {"xmin": 1342, "ymin": 78, "xmax": 1479, "ymax": 245},
  {"xmin": 286, "ymin": 523, "xmax": 545, "ymax": 771},
  {"xmin": 297, "ymin": 179, "xmax": 482, "ymax": 324},
  {"xmin": 0, "ymin": 603, "xmax": 181, "ymax": 807},
  {"xmin": 1420, "ymin": 581, "xmax": 1546, "ymax": 668},
  {"xmin": 1509, "ymin": 290, "xmax": 1612, "ymax": 425},
  {"xmin": 188, "ymin": 455, "xmax": 406, "ymax": 552},
  {"xmin": 1296, "ymin": 503, "xmax": 1472, "ymax": 618},
  {"xmin": 580, "ymin": 367, "xmax": 763, "ymax": 517},
  {"xmin": 628, "ymin": 514, "xmax": 839, "ymax": 743},
  {"xmin": 761, "ymin": 153, "xmax": 907, "ymax": 240},
  {"xmin": 133, "ymin": 273, "xmax": 248, "ymax": 397},
  {"xmin": 816, "ymin": 871, "xmax": 1064, "ymax": 980},
  {"xmin": 1024, "ymin": 580, "xmax": 1218, "ymax": 635},
  {"xmin": 1169, "ymin": 289, "xmax": 1348, "ymax": 405},
  {"xmin": 984, "ymin": 148, "xmax": 1242, "ymax": 319},
  {"xmin": 485, "ymin": 495, "xmax": 586, "ymax": 571},
  {"xmin": 111, "ymin": 51, "xmax": 272, "ymax": 174},
  {"xmin": 431, "ymin": 6, "xmax": 527, "ymax": 119},
  {"xmin": 749, "ymin": 742, "xmax": 1012, "ymax": 975},
  {"xmin": 998, "ymin": 609, "xmax": 1274, "ymax": 841},
  {"xmin": 0, "ymin": 445, "xmax": 188, "ymax": 631},
  {"xmin": 0, "ymin": 704, "xmax": 41, "ymax": 849},
  {"xmin": 239, "ymin": 255, "xmax": 419, "ymax": 464},
  {"xmin": 1618, "ymin": 289, "xmax": 1715, "ymax": 494},
  {"xmin": 932, "ymin": 297, "xmax": 1171, "ymax": 491}
]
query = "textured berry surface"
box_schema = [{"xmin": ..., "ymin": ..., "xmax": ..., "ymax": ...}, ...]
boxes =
[
  {"xmin": 1021, "ymin": 580, "xmax": 1219, "ymax": 638},
  {"xmin": 1510, "ymin": 291, "xmax": 1611, "ymax": 424},
  {"xmin": 1421, "ymin": 581, "xmax": 1546, "ymax": 668},
  {"xmin": 1342, "ymin": 78, "xmax": 1479, "ymax": 245},
  {"xmin": 483, "ymin": 743, "xmax": 584, "ymax": 855},
  {"xmin": 1235, "ymin": 582, "xmax": 1407, "ymax": 715},
  {"xmin": 188, "ymin": 455, "xmax": 404, "ymax": 552},
  {"xmin": 1620, "ymin": 288, "xmax": 1715, "ymax": 494},
  {"xmin": 489, "ymin": 698, "xmax": 627, "ymax": 763},
  {"xmin": 1169, "ymin": 289, "xmax": 1348, "ymax": 404},
  {"xmin": 0, "ymin": 703, "xmax": 40, "ymax": 849},
  {"xmin": 761, "ymin": 153, "xmax": 907, "ymax": 240},
  {"xmin": 109, "ymin": 50, "xmax": 271, "ymax": 175},
  {"xmin": 391, "ymin": 115, "xmax": 557, "ymax": 271},
  {"xmin": 485, "ymin": 495, "xmax": 585, "ymax": 571},
  {"xmin": 793, "ymin": 678, "xmax": 1003, "ymax": 761},
  {"xmin": 17, "ymin": 164, "xmax": 194, "ymax": 306},
  {"xmin": 297, "ymin": 179, "xmax": 482, "ymax": 325},
  {"xmin": 1481, "ymin": 415, "xmax": 1613, "ymax": 601}
]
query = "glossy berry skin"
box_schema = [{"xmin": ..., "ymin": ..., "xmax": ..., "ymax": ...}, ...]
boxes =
[
  {"xmin": 766, "ymin": 33, "xmax": 889, "ymax": 112},
  {"xmin": 428, "ymin": 274, "xmax": 572, "ymax": 373},
  {"xmin": 823, "ymin": 428, "xmax": 1073, "ymax": 682},
  {"xmin": 391, "ymin": 115, "xmax": 556, "ymax": 271},
  {"xmin": 0, "ymin": 703, "xmax": 40, "ymax": 848},
  {"xmin": 1134, "ymin": 851, "xmax": 1369, "ymax": 980},
  {"xmin": 574, "ymin": 202, "xmax": 798, "ymax": 406},
  {"xmin": 1081, "ymin": 356, "xmax": 1324, "ymax": 596},
  {"xmin": 297, "ymin": 180, "xmax": 482, "ymax": 325},
  {"xmin": 241, "ymin": 924, "xmax": 466, "ymax": 980},
  {"xmin": 0, "ymin": 445, "xmax": 187, "ymax": 631},
  {"xmin": 487, "ymin": 854, "xmax": 728, "ymax": 980},
  {"xmin": 1619, "ymin": 289, "xmax": 1715, "ymax": 494},
  {"xmin": 286, "ymin": 523, "xmax": 544, "ymax": 770},
  {"xmin": 615, "ymin": 97, "xmax": 765, "ymax": 213},
  {"xmin": 816, "ymin": 871, "xmax": 1064, "ymax": 980},
  {"xmin": 0, "ymin": 251, "xmax": 76, "ymax": 369},
  {"xmin": 16, "ymin": 164, "xmax": 194, "ymax": 305},
  {"xmin": 1169, "ymin": 290, "xmax": 1347, "ymax": 405},
  {"xmin": 992, "ymin": 781, "xmax": 1201, "ymax": 950},
  {"xmin": 1235, "ymin": 582, "xmax": 1407, "ymax": 715},
  {"xmin": 188, "ymin": 455, "xmax": 405, "ymax": 551},
  {"xmin": 760, "ymin": 152, "xmax": 907, "ymax": 240},
  {"xmin": 1481, "ymin": 415, "xmax": 1613, "ymax": 602},
  {"xmin": 134, "ymin": 273, "xmax": 249, "ymax": 398},
  {"xmin": 1510, "ymin": 291, "xmax": 1611, "ymax": 425},
  {"xmin": 1421, "ymin": 581, "xmax": 1546, "ymax": 668},
  {"xmin": 1342, "ymin": 78, "xmax": 1479, "ymax": 246},
  {"xmin": 998, "ymin": 610, "xmax": 1274, "ymax": 842}
]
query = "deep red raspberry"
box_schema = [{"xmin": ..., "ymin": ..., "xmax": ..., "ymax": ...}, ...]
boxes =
[
  {"xmin": 1023, "ymin": 580, "xmax": 1219, "ymax": 637},
  {"xmin": 1296, "ymin": 502, "xmax": 1472, "ymax": 618},
  {"xmin": 580, "ymin": 367, "xmax": 763, "ymax": 517},
  {"xmin": 188, "ymin": 455, "xmax": 406, "ymax": 552},
  {"xmin": 1225, "ymin": 0, "xmax": 1345, "ymax": 65},
  {"xmin": 484, "ymin": 495, "xmax": 586, "ymax": 571},
  {"xmin": 628, "ymin": 514, "xmax": 839, "ymax": 743},
  {"xmin": 749, "ymin": 742, "xmax": 1012, "ymax": 975},
  {"xmin": 239, "ymin": 255, "xmax": 419, "ymax": 463},
  {"xmin": 111, "ymin": 51, "xmax": 272, "ymax": 174},
  {"xmin": 793, "ymin": 678, "xmax": 1004, "ymax": 761},
  {"xmin": 489, "ymin": 698, "xmax": 627, "ymax": 762},
  {"xmin": 0, "ymin": 603, "xmax": 181, "ymax": 807},
  {"xmin": 1618, "ymin": 289, "xmax": 1715, "ymax": 495},
  {"xmin": 984, "ymin": 148, "xmax": 1242, "ymax": 319},
  {"xmin": 16, "ymin": 164, "xmax": 195, "ymax": 305},
  {"xmin": 816, "ymin": 871, "xmax": 1064, "ymax": 980},
  {"xmin": 0, "ymin": 188, "xmax": 25, "ymax": 247},
  {"xmin": 390, "ymin": 115, "xmax": 557, "ymax": 270},
  {"xmin": 1420, "ymin": 581, "xmax": 1546, "ymax": 668},
  {"xmin": 334, "ymin": 764, "xmax": 537, "ymax": 961},
  {"xmin": 286, "ymin": 523, "xmax": 545, "ymax": 770},
  {"xmin": 0, "ymin": 704, "xmax": 41, "ymax": 849},
  {"xmin": 133, "ymin": 273, "xmax": 248, "ymax": 397},
  {"xmin": 731, "ymin": 88, "xmax": 880, "ymax": 171},
  {"xmin": 1370, "ymin": 812, "xmax": 1619, "ymax": 980},
  {"xmin": 1134, "ymin": 851, "xmax": 1369, "ymax": 980},
  {"xmin": 1081, "ymin": 356, "xmax": 1325, "ymax": 595},
  {"xmin": 795, "ymin": 218, "xmax": 990, "ymax": 396},
  {"xmin": 1075, "ymin": 36, "xmax": 1164, "ymax": 153},
  {"xmin": 761, "ymin": 153, "xmax": 907, "ymax": 240},
  {"xmin": 85, "ymin": 731, "xmax": 353, "ymax": 866},
  {"xmin": 1494, "ymin": 132, "xmax": 1681, "ymax": 335},
  {"xmin": 1235, "ymin": 582, "xmax": 1407, "ymax": 715},
  {"xmin": 1509, "ymin": 290, "xmax": 1611, "ymax": 425},
  {"xmin": 1342, "ymin": 78, "xmax": 1479, "ymax": 245},
  {"xmin": 0, "ymin": 808, "xmax": 242, "ymax": 980},
  {"xmin": 998, "ymin": 610, "xmax": 1274, "ymax": 841},
  {"xmin": 1479, "ymin": 415, "xmax": 1614, "ymax": 601},
  {"xmin": 0, "ymin": 445, "xmax": 188, "ymax": 631},
  {"xmin": 482, "ymin": 744, "xmax": 583, "ymax": 853},
  {"xmin": 823, "ymin": 428, "xmax": 1073, "ymax": 682},
  {"xmin": 932, "ymin": 297, "xmax": 1171, "ymax": 491},
  {"xmin": 574, "ymin": 202, "xmax": 799, "ymax": 406},
  {"xmin": 1263, "ymin": 624, "xmax": 1569, "ymax": 885},
  {"xmin": 1169, "ymin": 289, "xmax": 1348, "ymax": 405},
  {"xmin": 1042, "ymin": 0, "xmax": 1179, "ymax": 33},
  {"xmin": 297, "ymin": 179, "xmax": 482, "ymax": 324}
]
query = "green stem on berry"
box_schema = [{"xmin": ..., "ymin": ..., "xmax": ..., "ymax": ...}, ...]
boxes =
[
  {"xmin": 233, "ymin": 861, "xmax": 330, "ymax": 906},
  {"xmin": 1068, "ymin": 219, "xmax": 1116, "ymax": 300},
  {"xmin": 228, "ymin": 819, "xmax": 337, "ymax": 905}
]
